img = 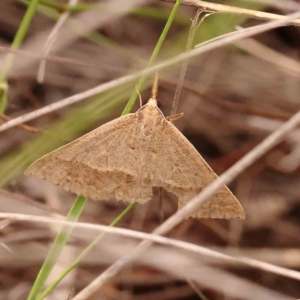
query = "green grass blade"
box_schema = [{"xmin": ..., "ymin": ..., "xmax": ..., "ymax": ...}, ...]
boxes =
[
  {"xmin": 122, "ymin": 0, "xmax": 182, "ymax": 115},
  {"xmin": 27, "ymin": 195, "xmax": 87, "ymax": 300},
  {"xmin": 0, "ymin": 82, "xmax": 8, "ymax": 114},
  {"xmin": 38, "ymin": 0, "xmax": 67, "ymax": 11},
  {"xmin": 36, "ymin": 203, "xmax": 136, "ymax": 300},
  {"xmin": 0, "ymin": 0, "xmax": 40, "ymax": 112},
  {"xmin": 0, "ymin": 0, "xmax": 40, "ymax": 81}
]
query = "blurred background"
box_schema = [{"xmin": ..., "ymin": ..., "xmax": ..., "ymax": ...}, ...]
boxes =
[{"xmin": 0, "ymin": 0, "xmax": 300, "ymax": 299}]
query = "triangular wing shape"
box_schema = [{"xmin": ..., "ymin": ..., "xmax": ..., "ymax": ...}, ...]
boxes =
[
  {"xmin": 138, "ymin": 116, "xmax": 245, "ymax": 219},
  {"xmin": 26, "ymin": 113, "xmax": 153, "ymax": 204},
  {"xmin": 26, "ymin": 102, "xmax": 245, "ymax": 219}
]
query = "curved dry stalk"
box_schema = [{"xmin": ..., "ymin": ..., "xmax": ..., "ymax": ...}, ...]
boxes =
[
  {"xmin": 171, "ymin": 9, "xmax": 209, "ymax": 115},
  {"xmin": 1, "ymin": 10, "xmax": 300, "ymax": 133},
  {"xmin": 1, "ymin": 212, "xmax": 300, "ymax": 283},
  {"xmin": 162, "ymin": 0, "xmax": 300, "ymax": 26}
]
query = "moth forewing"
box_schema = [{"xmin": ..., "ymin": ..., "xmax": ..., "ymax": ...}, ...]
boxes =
[{"xmin": 26, "ymin": 96, "xmax": 245, "ymax": 219}]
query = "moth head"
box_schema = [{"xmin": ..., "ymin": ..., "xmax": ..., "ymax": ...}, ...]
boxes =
[{"xmin": 147, "ymin": 98, "xmax": 158, "ymax": 108}]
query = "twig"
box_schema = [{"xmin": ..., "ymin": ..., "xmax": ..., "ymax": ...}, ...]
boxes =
[
  {"xmin": 1, "ymin": 10, "xmax": 300, "ymax": 133},
  {"xmin": 72, "ymin": 87, "xmax": 300, "ymax": 299},
  {"xmin": 0, "ymin": 113, "xmax": 39, "ymax": 134},
  {"xmin": 162, "ymin": 0, "xmax": 300, "ymax": 26},
  {"xmin": 0, "ymin": 0, "xmax": 40, "ymax": 82},
  {"xmin": 0, "ymin": 113, "xmax": 68, "ymax": 142},
  {"xmin": 1, "ymin": 212, "xmax": 300, "ymax": 282}
]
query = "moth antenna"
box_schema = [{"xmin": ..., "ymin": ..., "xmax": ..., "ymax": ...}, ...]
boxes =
[
  {"xmin": 135, "ymin": 85, "xmax": 143, "ymax": 107},
  {"xmin": 151, "ymin": 73, "xmax": 159, "ymax": 100}
]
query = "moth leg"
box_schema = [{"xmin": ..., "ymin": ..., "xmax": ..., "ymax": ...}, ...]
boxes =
[
  {"xmin": 158, "ymin": 187, "xmax": 164, "ymax": 223},
  {"xmin": 166, "ymin": 113, "xmax": 184, "ymax": 122},
  {"xmin": 135, "ymin": 85, "xmax": 143, "ymax": 107}
]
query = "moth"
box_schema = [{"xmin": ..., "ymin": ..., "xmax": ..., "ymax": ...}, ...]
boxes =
[{"xmin": 26, "ymin": 79, "xmax": 245, "ymax": 219}]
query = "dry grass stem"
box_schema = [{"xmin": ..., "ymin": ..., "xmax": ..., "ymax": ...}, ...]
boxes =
[
  {"xmin": 163, "ymin": 0, "xmax": 300, "ymax": 25},
  {"xmin": 171, "ymin": 9, "xmax": 206, "ymax": 115},
  {"xmin": 1, "ymin": 212, "xmax": 300, "ymax": 282},
  {"xmin": 1, "ymin": 10, "xmax": 300, "ymax": 133},
  {"xmin": 37, "ymin": 0, "xmax": 79, "ymax": 84},
  {"xmin": 0, "ymin": 113, "xmax": 39, "ymax": 134}
]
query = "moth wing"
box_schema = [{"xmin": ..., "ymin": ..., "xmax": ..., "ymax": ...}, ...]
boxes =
[
  {"xmin": 146, "ymin": 119, "xmax": 245, "ymax": 219},
  {"xmin": 26, "ymin": 113, "xmax": 153, "ymax": 203}
]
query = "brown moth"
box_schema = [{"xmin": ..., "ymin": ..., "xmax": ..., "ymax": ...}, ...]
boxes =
[{"xmin": 26, "ymin": 80, "xmax": 245, "ymax": 219}]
